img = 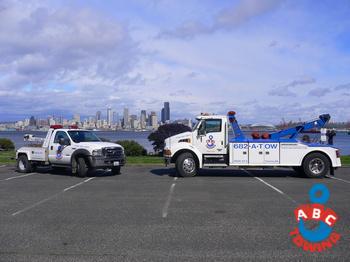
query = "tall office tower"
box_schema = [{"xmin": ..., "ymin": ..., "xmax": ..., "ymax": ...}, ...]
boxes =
[
  {"xmin": 150, "ymin": 111, "xmax": 158, "ymax": 129},
  {"xmin": 123, "ymin": 108, "xmax": 129, "ymax": 128},
  {"xmin": 161, "ymin": 102, "xmax": 170, "ymax": 123},
  {"xmin": 29, "ymin": 116, "xmax": 36, "ymax": 126},
  {"xmin": 164, "ymin": 102, "xmax": 170, "ymax": 122},
  {"xmin": 140, "ymin": 110, "xmax": 147, "ymax": 129},
  {"xmin": 96, "ymin": 111, "xmax": 101, "ymax": 122},
  {"xmin": 107, "ymin": 107, "xmax": 112, "ymax": 126}
]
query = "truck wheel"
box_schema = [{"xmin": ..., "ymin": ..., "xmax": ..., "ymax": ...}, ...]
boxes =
[
  {"xmin": 76, "ymin": 157, "xmax": 87, "ymax": 178},
  {"xmin": 176, "ymin": 152, "xmax": 198, "ymax": 177},
  {"xmin": 17, "ymin": 155, "xmax": 33, "ymax": 173},
  {"xmin": 111, "ymin": 166, "xmax": 121, "ymax": 175},
  {"xmin": 303, "ymin": 153, "xmax": 330, "ymax": 178}
]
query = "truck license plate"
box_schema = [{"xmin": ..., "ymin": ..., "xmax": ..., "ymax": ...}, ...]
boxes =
[{"xmin": 113, "ymin": 161, "xmax": 119, "ymax": 166}]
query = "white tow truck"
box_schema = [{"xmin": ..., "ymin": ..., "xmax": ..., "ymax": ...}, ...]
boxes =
[
  {"xmin": 16, "ymin": 125, "xmax": 125, "ymax": 177},
  {"xmin": 164, "ymin": 111, "xmax": 341, "ymax": 178}
]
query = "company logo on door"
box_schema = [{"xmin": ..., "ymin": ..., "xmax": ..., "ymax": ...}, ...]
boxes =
[
  {"xmin": 290, "ymin": 184, "xmax": 340, "ymax": 252},
  {"xmin": 206, "ymin": 135, "xmax": 216, "ymax": 149}
]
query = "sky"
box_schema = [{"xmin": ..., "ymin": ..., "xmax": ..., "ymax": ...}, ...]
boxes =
[{"xmin": 0, "ymin": 0, "xmax": 350, "ymax": 124}]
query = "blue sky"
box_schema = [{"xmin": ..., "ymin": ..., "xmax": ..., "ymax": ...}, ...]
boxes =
[{"xmin": 0, "ymin": 0, "xmax": 349, "ymax": 123}]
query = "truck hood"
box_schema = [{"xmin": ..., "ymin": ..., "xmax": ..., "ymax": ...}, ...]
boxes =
[
  {"xmin": 165, "ymin": 132, "xmax": 192, "ymax": 147},
  {"xmin": 74, "ymin": 142, "xmax": 123, "ymax": 151}
]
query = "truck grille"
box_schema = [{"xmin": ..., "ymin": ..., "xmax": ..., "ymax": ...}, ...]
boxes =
[{"xmin": 102, "ymin": 147, "xmax": 123, "ymax": 158}]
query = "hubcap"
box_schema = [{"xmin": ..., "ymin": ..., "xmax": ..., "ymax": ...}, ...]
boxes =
[
  {"xmin": 18, "ymin": 160, "xmax": 25, "ymax": 170},
  {"xmin": 183, "ymin": 158, "xmax": 195, "ymax": 173},
  {"xmin": 309, "ymin": 158, "xmax": 325, "ymax": 175}
]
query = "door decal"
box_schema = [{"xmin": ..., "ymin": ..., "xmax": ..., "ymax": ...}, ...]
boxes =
[
  {"xmin": 206, "ymin": 135, "xmax": 216, "ymax": 149},
  {"xmin": 56, "ymin": 145, "xmax": 66, "ymax": 160}
]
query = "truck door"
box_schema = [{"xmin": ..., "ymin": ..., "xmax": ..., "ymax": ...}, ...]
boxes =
[
  {"xmin": 194, "ymin": 119, "xmax": 226, "ymax": 155},
  {"xmin": 48, "ymin": 131, "xmax": 73, "ymax": 165}
]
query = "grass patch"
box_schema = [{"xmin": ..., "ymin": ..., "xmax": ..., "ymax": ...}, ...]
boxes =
[
  {"xmin": 126, "ymin": 156, "xmax": 163, "ymax": 165},
  {"xmin": 341, "ymin": 155, "xmax": 350, "ymax": 166},
  {"xmin": 0, "ymin": 150, "xmax": 16, "ymax": 164}
]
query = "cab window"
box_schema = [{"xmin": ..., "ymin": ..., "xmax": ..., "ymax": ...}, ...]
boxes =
[
  {"xmin": 54, "ymin": 131, "xmax": 70, "ymax": 144},
  {"xmin": 205, "ymin": 119, "xmax": 222, "ymax": 133},
  {"xmin": 198, "ymin": 119, "xmax": 222, "ymax": 135}
]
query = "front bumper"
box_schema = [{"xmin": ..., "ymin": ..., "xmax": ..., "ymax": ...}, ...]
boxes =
[{"xmin": 88, "ymin": 155, "xmax": 126, "ymax": 168}]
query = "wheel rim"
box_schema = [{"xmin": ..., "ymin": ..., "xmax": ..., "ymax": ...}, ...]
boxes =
[
  {"xmin": 183, "ymin": 158, "xmax": 195, "ymax": 174},
  {"xmin": 308, "ymin": 158, "xmax": 325, "ymax": 175},
  {"xmin": 18, "ymin": 160, "xmax": 25, "ymax": 170}
]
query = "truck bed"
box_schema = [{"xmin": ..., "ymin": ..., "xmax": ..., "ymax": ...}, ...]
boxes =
[{"xmin": 17, "ymin": 147, "xmax": 47, "ymax": 162}]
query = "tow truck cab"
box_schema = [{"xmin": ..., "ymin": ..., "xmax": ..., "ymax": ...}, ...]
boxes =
[
  {"xmin": 16, "ymin": 126, "xmax": 125, "ymax": 177},
  {"xmin": 164, "ymin": 112, "xmax": 341, "ymax": 178}
]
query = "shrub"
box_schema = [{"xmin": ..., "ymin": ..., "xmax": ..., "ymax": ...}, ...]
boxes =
[
  {"xmin": 115, "ymin": 140, "xmax": 147, "ymax": 156},
  {"xmin": 0, "ymin": 138, "xmax": 15, "ymax": 151},
  {"xmin": 148, "ymin": 123, "xmax": 191, "ymax": 152}
]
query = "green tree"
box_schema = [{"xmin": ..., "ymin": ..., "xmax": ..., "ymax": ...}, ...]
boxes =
[
  {"xmin": 148, "ymin": 123, "xmax": 191, "ymax": 152},
  {"xmin": 115, "ymin": 140, "xmax": 147, "ymax": 156},
  {"xmin": 0, "ymin": 138, "xmax": 15, "ymax": 151}
]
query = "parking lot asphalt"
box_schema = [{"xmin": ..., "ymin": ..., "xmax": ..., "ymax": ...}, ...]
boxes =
[{"xmin": 0, "ymin": 164, "xmax": 349, "ymax": 261}]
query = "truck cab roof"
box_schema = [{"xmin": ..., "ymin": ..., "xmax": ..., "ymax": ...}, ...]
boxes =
[{"xmin": 195, "ymin": 115, "xmax": 227, "ymax": 120}]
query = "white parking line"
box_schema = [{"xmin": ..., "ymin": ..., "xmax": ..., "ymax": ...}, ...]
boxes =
[
  {"xmin": 0, "ymin": 165, "xmax": 6, "ymax": 168},
  {"xmin": 63, "ymin": 177, "xmax": 94, "ymax": 192},
  {"xmin": 327, "ymin": 176, "xmax": 350, "ymax": 184},
  {"xmin": 242, "ymin": 169, "xmax": 298, "ymax": 204},
  {"xmin": 162, "ymin": 176, "xmax": 179, "ymax": 218},
  {"xmin": 2, "ymin": 173, "xmax": 36, "ymax": 181},
  {"xmin": 11, "ymin": 177, "xmax": 95, "ymax": 216},
  {"xmin": 162, "ymin": 183, "xmax": 176, "ymax": 218}
]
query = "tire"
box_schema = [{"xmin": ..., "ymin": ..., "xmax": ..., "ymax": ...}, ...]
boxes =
[
  {"xmin": 111, "ymin": 166, "xmax": 121, "ymax": 175},
  {"xmin": 302, "ymin": 153, "xmax": 330, "ymax": 178},
  {"xmin": 76, "ymin": 157, "xmax": 87, "ymax": 178},
  {"xmin": 176, "ymin": 152, "xmax": 198, "ymax": 177},
  {"xmin": 17, "ymin": 155, "xmax": 33, "ymax": 173}
]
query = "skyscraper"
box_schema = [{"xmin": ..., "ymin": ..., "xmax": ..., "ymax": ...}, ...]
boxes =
[
  {"xmin": 96, "ymin": 111, "xmax": 101, "ymax": 122},
  {"xmin": 123, "ymin": 108, "xmax": 129, "ymax": 129},
  {"xmin": 150, "ymin": 111, "xmax": 158, "ymax": 129},
  {"xmin": 140, "ymin": 110, "xmax": 146, "ymax": 129},
  {"xmin": 161, "ymin": 102, "xmax": 170, "ymax": 123},
  {"xmin": 107, "ymin": 107, "xmax": 112, "ymax": 126}
]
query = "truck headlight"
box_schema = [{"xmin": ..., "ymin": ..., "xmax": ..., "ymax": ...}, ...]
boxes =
[{"xmin": 92, "ymin": 149, "xmax": 103, "ymax": 156}]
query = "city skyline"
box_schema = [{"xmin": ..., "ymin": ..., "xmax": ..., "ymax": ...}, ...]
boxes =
[
  {"xmin": 0, "ymin": 102, "xmax": 189, "ymax": 131},
  {"xmin": 0, "ymin": 1, "xmax": 349, "ymax": 123}
]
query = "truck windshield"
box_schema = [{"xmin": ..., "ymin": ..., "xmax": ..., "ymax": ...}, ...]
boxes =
[{"xmin": 68, "ymin": 131, "xmax": 101, "ymax": 143}]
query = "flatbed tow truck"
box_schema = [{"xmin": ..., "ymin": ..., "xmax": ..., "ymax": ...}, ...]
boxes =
[
  {"xmin": 16, "ymin": 125, "xmax": 125, "ymax": 177},
  {"xmin": 164, "ymin": 111, "xmax": 341, "ymax": 178}
]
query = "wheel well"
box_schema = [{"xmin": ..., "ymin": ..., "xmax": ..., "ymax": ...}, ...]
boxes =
[
  {"xmin": 172, "ymin": 149, "xmax": 199, "ymax": 166},
  {"xmin": 17, "ymin": 153, "xmax": 27, "ymax": 159},
  {"xmin": 302, "ymin": 151, "xmax": 333, "ymax": 167},
  {"xmin": 74, "ymin": 154, "xmax": 91, "ymax": 167}
]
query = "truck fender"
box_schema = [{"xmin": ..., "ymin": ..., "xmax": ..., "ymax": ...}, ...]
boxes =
[
  {"xmin": 172, "ymin": 146, "xmax": 203, "ymax": 168},
  {"xmin": 302, "ymin": 150, "xmax": 334, "ymax": 167},
  {"xmin": 71, "ymin": 149, "xmax": 92, "ymax": 171}
]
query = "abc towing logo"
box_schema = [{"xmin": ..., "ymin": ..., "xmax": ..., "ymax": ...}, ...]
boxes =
[{"xmin": 290, "ymin": 184, "xmax": 340, "ymax": 252}]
